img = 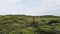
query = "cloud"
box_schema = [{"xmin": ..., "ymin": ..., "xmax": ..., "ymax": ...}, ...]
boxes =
[
  {"xmin": 0, "ymin": 0, "xmax": 60, "ymax": 16},
  {"xmin": 0, "ymin": 0, "xmax": 27, "ymax": 15},
  {"xmin": 24, "ymin": 0, "xmax": 60, "ymax": 16},
  {"xmin": 0, "ymin": 0, "xmax": 22, "ymax": 4}
]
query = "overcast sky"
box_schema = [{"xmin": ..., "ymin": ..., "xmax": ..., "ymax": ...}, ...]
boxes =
[{"xmin": 0, "ymin": 0, "xmax": 60, "ymax": 16}]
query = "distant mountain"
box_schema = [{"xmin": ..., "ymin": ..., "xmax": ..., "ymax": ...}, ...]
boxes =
[
  {"xmin": 0, "ymin": 14, "xmax": 60, "ymax": 18},
  {"xmin": 36, "ymin": 15, "xmax": 60, "ymax": 18}
]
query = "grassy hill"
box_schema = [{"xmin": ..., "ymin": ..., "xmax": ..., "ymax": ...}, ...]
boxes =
[{"xmin": 0, "ymin": 15, "xmax": 60, "ymax": 34}]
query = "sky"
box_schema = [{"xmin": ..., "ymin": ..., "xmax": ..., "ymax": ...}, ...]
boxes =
[{"xmin": 0, "ymin": 0, "xmax": 60, "ymax": 16}]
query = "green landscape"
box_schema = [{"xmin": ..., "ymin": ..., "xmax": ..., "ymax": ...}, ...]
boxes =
[{"xmin": 0, "ymin": 15, "xmax": 60, "ymax": 34}]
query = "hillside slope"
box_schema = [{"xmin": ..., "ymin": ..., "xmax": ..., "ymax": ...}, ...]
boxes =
[{"xmin": 0, "ymin": 15, "xmax": 60, "ymax": 34}]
